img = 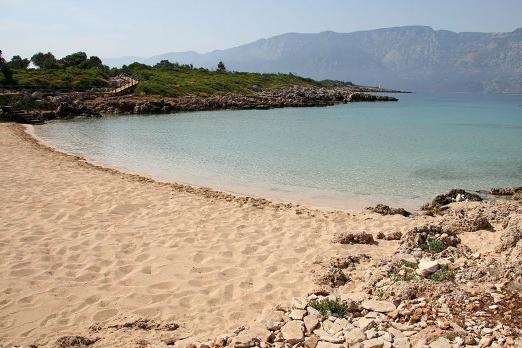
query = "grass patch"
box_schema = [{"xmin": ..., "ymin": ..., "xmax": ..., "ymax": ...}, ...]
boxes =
[
  {"xmin": 308, "ymin": 298, "xmax": 348, "ymax": 317},
  {"xmin": 390, "ymin": 272, "xmax": 416, "ymax": 282},
  {"xmin": 420, "ymin": 239, "xmax": 447, "ymax": 253},
  {"xmin": 429, "ymin": 265, "xmax": 455, "ymax": 281},
  {"xmin": 401, "ymin": 259, "xmax": 418, "ymax": 268}
]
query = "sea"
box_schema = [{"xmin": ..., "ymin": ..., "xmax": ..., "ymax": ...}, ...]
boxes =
[{"xmin": 34, "ymin": 92, "xmax": 522, "ymax": 210}]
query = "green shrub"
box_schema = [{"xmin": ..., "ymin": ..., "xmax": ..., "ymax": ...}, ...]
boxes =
[
  {"xmin": 420, "ymin": 239, "xmax": 447, "ymax": 253},
  {"xmin": 401, "ymin": 259, "xmax": 418, "ymax": 268},
  {"xmin": 429, "ymin": 265, "xmax": 455, "ymax": 281},
  {"xmin": 308, "ymin": 298, "xmax": 348, "ymax": 317}
]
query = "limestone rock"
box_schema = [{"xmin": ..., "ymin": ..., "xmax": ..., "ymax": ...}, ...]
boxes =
[
  {"xmin": 304, "ymin": 315, "xmax": 320, "ymax": 334},
  {"xmin": 280, "ymin": 320, "xmax": 304, "ymax": 344},
  {"xmin": 344, "ymin": 328, "xmax": 366, "ymax": 345},
  {"xmin": 428, "ymin": 337, "xmax": 451, "ymax": 348},
  {"xmin": 416, "ymin": 260, "xmax": 439, "ymax": 277},
  {"xmin": 361, "ymin": 300, "xmax": 396, "ymax": 313},
  {"xmin": 289, "ymin": 309, "xmax": 307, "ymax": 320},
  {"xmin": 362, "ymin": 338, "xmax": 385, "ymax": 348},
  {"xmin": 304, "ymin": 335, "xmax": 319, "ymax": 348}
]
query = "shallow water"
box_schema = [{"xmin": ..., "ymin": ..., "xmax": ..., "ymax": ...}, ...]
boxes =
[{"xmin": 34, "ymin": 93, "xmax": 522, "ymax": 210}]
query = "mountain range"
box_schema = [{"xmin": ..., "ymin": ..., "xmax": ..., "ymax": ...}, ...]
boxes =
[{"xmin": 104, "ymin": 26, "xmax": 522, "ymax": 93}]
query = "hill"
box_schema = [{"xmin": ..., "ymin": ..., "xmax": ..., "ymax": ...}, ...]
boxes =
[{"xmin": 104, "ymin": 26, "xmax": 522, "ymax": 93}]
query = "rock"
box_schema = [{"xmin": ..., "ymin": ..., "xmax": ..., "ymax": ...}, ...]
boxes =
[
  {"xmin": 56, "ymin": 336, "xmax": 99, "ymax": 347},
  {"xmin": 332, "ymin": 231, "xmax": 375, "ymax": 245},
  {"xmin": 304, "ymin": 335, "xmax": 320, "ymax": 348},
  {"xmin": 289, "ymin": 309, "xmax": 307, "ymax": 320},
  {"xmin": 304, "ymin": 315, "xmax": 320, "ymax": 334},
  {"xmin": 316, "ymin": 342, "xmax": 344, "ymax": 348},
  {"xmin": 313, "ymin": 329, "xmax": 345, "ymax": 343},
  {"xmin": 393, "ymin": 338, "xmax": 411, "ymax": 348},
  {"xmin": 388, "ymin": 327, "xmax": 405, "ymax": 339},
  {"xmin": 280, "ymin": 320, "xmax": 304, "ymax": 344},
  {"xmin": 367, "ymin": 204, "xmax": 411, "ymax": 217},
  {"xmin": 362, "ymin": 338, "xmax": 385, "ymax": 348},
  {"xmin": 344, "ymin": 328, "xmax": 366, "ymax": 345},
  {"xmin": 355, "ymin": 318, "xmax": 376, "ymax": 331},
  {"xmin": 416, "ymin": 260, "xmax": 439, "ymax": 277},
  {"xmin": 261, "ymin": 310, "xmax": 284, "ymax": 331},
  {"xmin": 361, "ymin": 300, "xmax": 396, "ymax": 313},
  {"xmin": 421, "ymin": 189, "xmax": 482, "ymax": 213},
  {"xmin": 381, "ymin": 332, "xmax": 392, "ymax": 342},
  {"xmin": 365, "ymin": 328, "xmax": 378, "ymax": 339},
  {"xmin": 479, "ymin": 336, "xmax": 493, "ymax": 348},
  {"xmin": 313, "ymin": 266, "xmax": 350, "ymax": 287},
  {"xmin": 428, "ymin": 337, "xmax": 451, "ymax": 348},
  {"xmin": 292, "ymin": 297, "xmax": 308, "ymax": 309}
]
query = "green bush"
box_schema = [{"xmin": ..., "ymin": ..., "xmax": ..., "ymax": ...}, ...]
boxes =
[
  {"xmin": 420, "ymin": 239, "xmax": 447, "ymax": 253},
  {"xmin": 429, "ymin": 265, "xmax": 455, "ymax": 281},
  {"xmin": 308, "ymin": 298, "xmax": 348, "ymax": 317}
]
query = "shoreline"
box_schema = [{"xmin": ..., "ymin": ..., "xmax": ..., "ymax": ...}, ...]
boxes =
[
  {"xmin": 29, "ymin": 121, "xmax": 427, "ymax": 212},
  {"xmin": 23, "ymin": 123, "xmax": 342, "ymax": 215},
  {"xmin": 1, "ymin": 122, "xmax": 521, "ymax": 347}
]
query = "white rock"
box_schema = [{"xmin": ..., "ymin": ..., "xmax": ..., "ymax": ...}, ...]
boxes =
[
  {"xmin": 362, "ymin": 338, "xmax": 385, "ymax": 348},
  {"xmin": 393, "ymin": 337, "xmax": 411, "ymax": 348},
  {"xmin": 344, "ymin": 328, "xmax": 366, "ymax": 345},
  {"xmin": 289, "ymin": 309, "xmax": 307, "ymax": 320},
  {"xmin": 304, "ymin": 315, "xmax": 320, "ymax": 334},
  {"xmin": 416, "ymin": 260, "xmax": 439, "ymax": 277},
  {"xmin": 381, "ymin": 332, "xmax": 392, "ymax": 342},
  {"xmin": 280, "ymin": 320, "xmax": 304, "ymax": 344},
  {"xmin": 429, "ymin": 337, "xmax": 451, "ymax": 348},
  {"xmin": 365, "ymin": 328, "xmax": 378, "ymax": 339},
  {"xmin": 261, "ymin": 310, "xmax": 284, "ymax": 331},
  {"xmin": 388, "ymin": 327, "xmax": 405, "ymax": 339},
  {"xmin": 316, "ymin": 342, "xmax": 344, "ymax": 348},
  {"xmin": 313, "ymin": 329, "xmax": 345, "ymax": 343},
  {"xmin": 292, "ymin": 297, "xmax": 308, "ymax": 310},
  {"xmin": 355, "ymin": 318, "xmax": 376, "ymax": 331},
  {"xmin": 362, "ymin": 300, "xmax": 397, "ymax": 313}
]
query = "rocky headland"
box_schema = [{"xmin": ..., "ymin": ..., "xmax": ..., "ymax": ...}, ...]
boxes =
[{"xmin": 0, "ymin": 87, "xmax": 399, "ymax": 122}]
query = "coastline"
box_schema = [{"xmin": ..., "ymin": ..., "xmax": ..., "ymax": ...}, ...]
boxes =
[
  {"xmin": 0, "ymin": 122, "xmax": 417, "ymax": 346},
  {"xmin": 1, "ymin": 122, "xmax": 521, "ymax": 347},
  {"xmin": 24, "ymin": 123, "xmax": 329, "ymax": 215}
]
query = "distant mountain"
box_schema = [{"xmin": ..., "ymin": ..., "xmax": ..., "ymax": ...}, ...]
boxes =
[{"xmin": 104, "ymin": 26, "xmax": 522, "ymax": 93}]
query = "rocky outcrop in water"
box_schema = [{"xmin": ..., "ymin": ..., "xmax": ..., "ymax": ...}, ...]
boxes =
[{"xmin": 84, "ymin": 87, "xmax": 398, "ymax": 116}]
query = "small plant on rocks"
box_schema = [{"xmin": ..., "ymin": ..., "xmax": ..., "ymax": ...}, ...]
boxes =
[
  {"xmin": 308, "ymin": 298, "xmax": 348, "ymax": 317},
  {"xmin": 429, "ymin": 265, "xmax": 455, "ymax": 281},
  {"xmin": 420, "ymin": 239, "xmax": 447, "ymax": 253},
  {"xmin": 402, "ymin": 259, "xmax": 418, "ymax": 268}
]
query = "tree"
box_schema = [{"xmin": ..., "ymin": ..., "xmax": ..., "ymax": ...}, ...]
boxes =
[
  {"xmin": 59, "ymin": 51, "xmax": 88, "ymax": 67},
  {"xmin": 31, "ymin": 52, "xmax": 58, "ymax": 69},
  {"xmin": 217, "ymin": 61, "xmax": 226, "ymax": 72},
  {"xmin": 78, "ymin": 56, "xmax": 104, "ymax": 69},
  {"xmin": 154, "ymin": 60, "xmax": 179, "ymax": 70},
  {"xmin": 8, "ymin": 55, "xmax": 30, "ymax": 69},
  {"xmin": 0, "ymin": 50, "xmax": 14, "ymax": 82}
]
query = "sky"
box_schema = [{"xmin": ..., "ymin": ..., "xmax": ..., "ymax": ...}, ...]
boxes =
[{"xmin": 1, "ymin": 0, "xmax": 521, "ymax": 59}]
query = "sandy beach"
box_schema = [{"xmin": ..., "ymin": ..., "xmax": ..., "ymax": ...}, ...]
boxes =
[{"xmin": 0, "ymin": 123, "xmax": 433, "ymax": 347}]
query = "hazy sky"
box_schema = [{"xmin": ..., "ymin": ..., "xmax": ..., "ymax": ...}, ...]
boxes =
[{"xmin": 2, "ymin": 0, "xmax": 521, "ymax": 59}]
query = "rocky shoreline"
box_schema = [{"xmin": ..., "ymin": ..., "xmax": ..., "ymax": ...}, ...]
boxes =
[{"xmin": 1, "ymin": 87, "xmax": 399, "ymax": 121}]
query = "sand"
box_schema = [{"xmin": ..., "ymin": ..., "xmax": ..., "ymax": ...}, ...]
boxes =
[{"xmin": 0, "ymin": 123, "xmax": 432, "ymax": 347}]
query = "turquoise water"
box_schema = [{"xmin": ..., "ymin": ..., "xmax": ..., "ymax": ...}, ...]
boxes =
[{"xmin": 34, "ymin": 93, "xmax": 522, "ymax": 210}]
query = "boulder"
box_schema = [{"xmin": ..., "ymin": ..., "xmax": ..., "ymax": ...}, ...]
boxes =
[{"xmin": 416, "ymin": 260, "xmax": 439, "ymax": 277}]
